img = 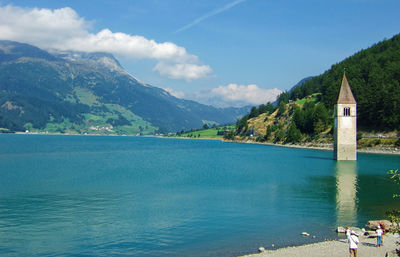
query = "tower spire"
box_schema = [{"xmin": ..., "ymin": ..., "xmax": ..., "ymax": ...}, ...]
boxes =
[{"xmin": 337, "ymin": 73, "xmax": 356, "ymax": 104}]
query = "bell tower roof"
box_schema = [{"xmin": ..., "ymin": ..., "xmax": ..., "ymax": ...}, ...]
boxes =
[{"xmin": 337, "ymin": 73, "xmax": 356, "ymax": 104}]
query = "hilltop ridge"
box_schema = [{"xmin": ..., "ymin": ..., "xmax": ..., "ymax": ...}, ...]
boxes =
[
  {"xmin": 0, "ymin": 40, "xmax": 250, "ymax": 134},
  {"xmin": 177, "ymin": 33, "xmax": 400, "ymax": 151}
]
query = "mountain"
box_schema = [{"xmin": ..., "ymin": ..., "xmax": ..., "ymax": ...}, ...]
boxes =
[
  {"xmin": 272, "ymin": 77, "xmax": 314, "ymax": 106},
  {"xmin": 288, "ymin": 77, "xmax": 314, "ymax": 93},
  {"xmin": 288, "ymin": 33, "xmax": 400, "ymax": 130},
  {"xmin": 0, "ymin": 41, "xmax": 250, "ymax": 134},
  {"xmin": 232, "ymin": 33, "xmax": 400, "ymax": 146}
]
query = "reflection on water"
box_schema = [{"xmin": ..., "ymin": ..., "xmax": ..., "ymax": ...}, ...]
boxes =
[
  {"xmin": 0, "ymin": 192, "xmax": 199, "ymax": 257},
  {"xmin": 1, "ymin": 135, "xmax": 399, "ymax": 256},
  {"xmin": 335, "ymin": 161, "xmax": 358, "ymax": 225}
]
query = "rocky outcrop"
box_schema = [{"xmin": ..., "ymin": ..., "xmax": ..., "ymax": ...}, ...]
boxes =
[
  {"xmin": 366, "ymin": 220, "xmax": 394, "ymax": 231},
  {"xmin": 336, "ymin": 226, "xmax": 363, "ymax": 236},
  {"xmin": 364, "ymin": 231, "xmax": 378, "ymax": 238},
  {"xmin": 336, "ymin": 227, "xmax": 346, "ymax": 233}
]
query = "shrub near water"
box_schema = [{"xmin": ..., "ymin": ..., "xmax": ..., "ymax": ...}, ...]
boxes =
[{"xmin": 357, "ymin": 138, "xmax": 398, "ymax": 148}]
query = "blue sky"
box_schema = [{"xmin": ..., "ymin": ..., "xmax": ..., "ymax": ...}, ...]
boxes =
[{"xmin": 0, "ymin": 0, "xmax": 399, "ymax": 107}]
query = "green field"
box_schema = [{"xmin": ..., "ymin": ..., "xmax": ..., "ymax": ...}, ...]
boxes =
[
  {"xmin": 74, "ymin": 87, "xmax": 100, "ymax": 106},
  {"xmin": 177, "ymin": 125, "xmax": 235, "ymax": 139},
  {"xmin": 25, "ymin": 100, "xmax": 158, "ymax": 135},
  {"xmin": 295, "ymin": 93, "xmax": 321, "ymax": 106}
]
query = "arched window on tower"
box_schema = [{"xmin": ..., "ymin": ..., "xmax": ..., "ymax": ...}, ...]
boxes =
[{"xmin": 344, "ymin": 107, "xmax": 351, "ymax": 116}]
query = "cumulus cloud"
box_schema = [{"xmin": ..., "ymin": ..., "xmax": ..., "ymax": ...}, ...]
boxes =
[
  {"xmin": 188, "ymin": 84, "xmax": 282, "ymax": 107},
  {"xmin": 0, "ymin": 5, "xmax": 210, "ymax": 80},
  {"xmin": 0, "ymin": 6, "xmax": 89, "ymax": 48},
  {"xmin": 154, "ymin": 62, "xmax": 212, "ymax": 81},
  {"xmin": 62, "ymin": 29, "xmax": 197, "ymax": 63},
  {"xmin": 211, "ymin": 84, "xmax": 282, "ymax": 105}
]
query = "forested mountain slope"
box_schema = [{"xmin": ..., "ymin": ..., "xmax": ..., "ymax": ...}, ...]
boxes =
[
  {"xmin": 289, "ymin": 33, "xmax": 400, "ymax": 130},
  {"xmin": 229, "ymin": 34, "xmax": 400, "ymax": 148},
  {"xmin": 0, "ymin": 41, "xmax": 249, "ymax": 134}
]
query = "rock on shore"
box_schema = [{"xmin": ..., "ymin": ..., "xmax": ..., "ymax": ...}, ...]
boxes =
[
  {"xmin": 241, "ymin": 233, "xmax": 399, "ymax": 257},
  {"xmin": 366, "ymin": 220, "xmax": 395, "ymax": 231}
]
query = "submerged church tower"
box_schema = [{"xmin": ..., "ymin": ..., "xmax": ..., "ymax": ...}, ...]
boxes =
[{"xmin": 334, "ymin": 73, "xmax": 357, "ymax": 160}]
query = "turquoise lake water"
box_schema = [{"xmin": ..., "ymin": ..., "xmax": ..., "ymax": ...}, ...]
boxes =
[{"xmin": 0, "ymin": 134, "xmax": 399, "ymax": 256}]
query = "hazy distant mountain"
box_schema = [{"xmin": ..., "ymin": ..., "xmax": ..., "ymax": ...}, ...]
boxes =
[
  {"xmin": 0, "ymin": 41, "xmax": 250, "ymax": 133},
  {"xmin": 271, "ymin": 77, "xmax": 314, "ymax": 106},
  {"xmin": 288, "ymin": 77, "xmax": 314, "ymax": 93}
]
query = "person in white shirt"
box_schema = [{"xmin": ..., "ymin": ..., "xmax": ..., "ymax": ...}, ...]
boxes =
[
  {"xmin": 348, "ymin": 231, "xmax": 359, "ymax": 257},
  {"xmin": 345, "ymin": 226, "xmax": 351, "ymax": 239},
  {"xmin": 376, "ymin": 225, "xmax": 383, "ymax": 247}
]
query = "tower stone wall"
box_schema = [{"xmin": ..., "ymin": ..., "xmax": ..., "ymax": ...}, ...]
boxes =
[
  {"xmin": 334, "ymin": 74, "xmax": 357, "ymax": 160},
  {"xmin": 334, "ymin": 103, "xmax": 357, "ymax": 160}
]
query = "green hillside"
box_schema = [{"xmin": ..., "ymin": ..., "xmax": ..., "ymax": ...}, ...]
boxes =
[
  {"xmin": 289, "ymin": 33, "xmax": 400, "ymax": 130},
  {"xmin": 0, "ymin": 41, "xmax": 249, "ymax": 134},
  {"xmin": 230, "ymin": 33, "xmax": 400, "ymax": 148}
]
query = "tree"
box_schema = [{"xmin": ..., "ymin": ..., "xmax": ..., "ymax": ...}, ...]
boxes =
[
  {"xmin": 277, "ymin": 102, "xmax": 286, "ymax": 117},
  {"xmin": 286, "ymin": 123, "xmax": 302, "ymax": 143},
  {"xmin": 357, "ymin": 132, "xmax": 363, "ymax": 141},
  {"xmin": 249, "ymin": 106, "xmax": 259, "ymax": 118},
  {"xmin": 202, "ymin": 124, "xmax": 209, "ymax": 130},
  {"xmin": 313, "ymin": 103, "xmax": 329, "ymax": 133},
  {"xmin": 223, "ymin": 131, "xmax": 235, "ymax": 140},
  {"xmin": 274, "ymin": 129, "xmax": 285, "ymax": 143},
  {"xmin": 292, "ymin": 102, "xmax": 330, "ymax": 135},
  {"xmin": 278, "ymin": 91, "xmax": 290, "ymax": 104},
  {"xmin": 236, "ymin": 115, "xmax": 249, "ymax": 134},
  {"xmin": 265, "ymin": 102, "xmax": 276, "ymax": 114},
  {"xmin": 264, "ymin": 125, "xmax": 272, "ymax": 141}
]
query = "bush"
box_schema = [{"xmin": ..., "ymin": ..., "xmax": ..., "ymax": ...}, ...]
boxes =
[
  {"xmin": 276, "ymin": 102, "xmax": 286, "ymax": 117},
  {"xmin": 286, "ymin": 123, "xmax": 302, "ymax": 143},
  {"xmin": 274, "ymin": 129, "xmax": 286, "ymax": 143},
  {"xmin": 256, "ymin": 136, "xmax": 265, "ymax": 142},
  {"xmin": 223, "ymin": 131, "xmax": 235, "ymax": 140}
]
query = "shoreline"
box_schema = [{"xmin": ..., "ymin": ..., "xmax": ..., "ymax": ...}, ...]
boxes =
[
  {"xmin": 240, "ymin": 233, "xmax": 399, "ymax": 257},
  {"xmin": 6, "ymin": 132, "xmax": 400, "ymax": 155},
  {"xmin": 231, "ymin": 140, "xmax": 400, "ymax": 155},
  {"xmin": 167, "ymin": 136, "xmax": 400, "ymax": 156}
]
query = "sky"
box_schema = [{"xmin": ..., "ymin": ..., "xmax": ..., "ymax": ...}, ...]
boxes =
[{"xmin": 0, "ymin": 0, "xmax": 399, "ymax": 107}]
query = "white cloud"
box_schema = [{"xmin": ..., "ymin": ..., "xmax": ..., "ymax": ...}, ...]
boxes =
[
  {"xmin": 164, "ymin": 88, "xmax": 185, "ymax": 99},
  {"xmin": 154, "ymin": 62, "xmax": 212, "ymax": 81},
  {"xmin": 0, "ymin": 5, "xmax": 210, "ymax": 80},
  {"xmin": 62, "ymin": 29, "xmax": 197, "ymax": 63},
  {"xmin": 0, "ymin": 6, "xmax": 88, "ymax": 47},
  {"xmin": 188, "ymin": 84, "xmax": 282, "ymax": 107},
  {"xmin": 211, "ymin": 84, "xmax": 282, "ymax": 105}
]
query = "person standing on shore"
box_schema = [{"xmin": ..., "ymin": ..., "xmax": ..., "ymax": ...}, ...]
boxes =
[
  {"xmin": 379, "ymin": 221, "xmax": 386, "ymax": 245},
  {"xmin": 348, "ymin": 231, "xmax": 359, "ymax": 257},
  {"xmin": 346, "ymin": 226, "xmax": 351, "ymax": 239},
  {"xmin": 376, "ymin": 225, "xmax": 383, "ymax": 247}
]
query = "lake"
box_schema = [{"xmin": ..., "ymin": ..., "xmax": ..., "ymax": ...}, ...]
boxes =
[{"xmin": 0, "ymin": 134, "xmax": 399, "ymax": 256}]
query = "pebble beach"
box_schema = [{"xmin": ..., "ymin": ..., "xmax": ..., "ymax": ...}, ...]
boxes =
[{"xmin": 241, "ymin": 233, "xmax": 399, "ymax": 257}]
